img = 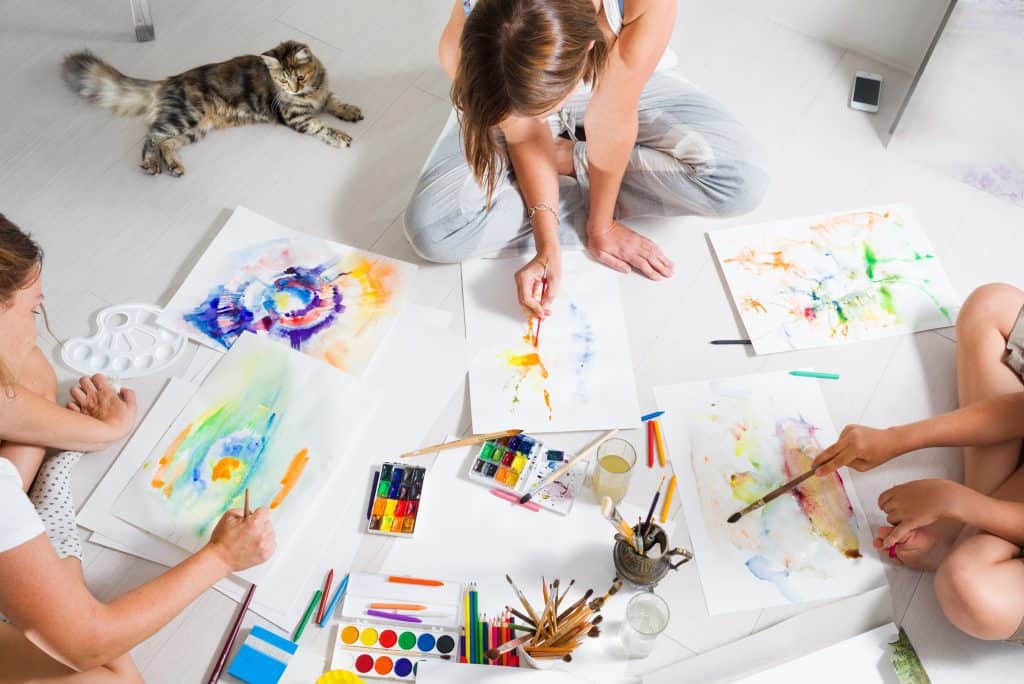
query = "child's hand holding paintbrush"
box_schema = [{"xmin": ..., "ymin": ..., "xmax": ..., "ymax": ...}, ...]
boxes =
[{"xmin": 515, "ymin": 251, "xmax": 560, "ymax": 322}]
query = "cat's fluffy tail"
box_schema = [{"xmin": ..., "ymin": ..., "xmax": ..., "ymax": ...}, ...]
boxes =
[{"xmin": 62, "ymin": 51, "xmax": 158, "ymax": 117}]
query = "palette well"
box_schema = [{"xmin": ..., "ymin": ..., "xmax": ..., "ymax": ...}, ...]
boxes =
[
  {"xmin": 366, "ymin": 463, "xmax": 427, "ymax": 537},
  {"xmin": 329, "ymin": 642, "xmax": 430, "ymax": 680},
  {"xmin": 466, "ymin": 433, "xmax": 584, "ymax": 515},
  {"xmin": 335, "ymin": 622, "xmax": 460, "ymax": 657}
]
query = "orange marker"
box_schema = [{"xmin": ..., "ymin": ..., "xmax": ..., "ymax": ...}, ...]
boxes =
[
  {"xmin": 388, "ymin": 576, "xmax": 444, "ymax": 587},
  {"xmin": 370, "ymin": 603, "xmax": 428, "ymax": 611}
]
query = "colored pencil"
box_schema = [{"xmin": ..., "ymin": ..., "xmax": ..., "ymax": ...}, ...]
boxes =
[
  {"xmin": 709, "ymin": 339, "xmax": 751, "ymax": 345},
  {"xmin": 481, "ymin": 613, "xmax": 489, "ymax": 664},
  {"xmin": 401, "ymin": 430, "xmax": 523, "ymax": 458},
  {"xmin": 653, "ymin": 419, "xmax": 667, "ymax": 467},
  {"xmin": 641, "ymin": 410, "xmax": 665, "ymax": 422},
  {"xmin": 315, "ymin": 569, "xmax": 333, "ymax": 624},
  {"xmin": 519, "ymin": 429, "xmax": 617, "ymax": 504},
  {"xmin": 469, "ymin": 586, "xmax": 479, "ymax": 664},
  {"xmin": 388, "ymin": 575, "xmax": 443, "ymax": 587},
  {"xmin": 293, "ymin": 589, "xmax": 321, "ymax": 641},
  {"xmin": 789, "ymin": 370, "xmax": 840, "ymax": 380},
  {"xmin": 660, "ymin": 475, "xmax": 677, "ymax": 524},
  {"xmin": 206, "ymin": 583, "xmax": 255, "ymax": 684},
  {"xmin": 490, "ymin": 488, "xmax": 541, "ymax": 511},
  {"xmin": 510, "ymin": 617, "xmax": 519, "ymax": 666},
  {"xmin": 367, "ymin": 609, "xmax": 423, "ymax": 623},
  {"xmin": 460, "ymin": 634, "xmax": 467, "ymax": 664},
  {"xmin": 464, "ymin": 587, "xmax": 472, "ymax": 664},
  {"xmin": 369, "ymin": 602, "xmax": 427, "ymax": 611},
  {"xmin": 318, "ymin": 573, "xmax": 350, "ymax": 626},
  {"xmin": 534, "ymin": 263, "xmax": 549, "ymax": 348},
  {"xmin": 646, "ymin": 420, "xmax": 655, "ymax": 468},
  {"xmin": 366, "ymin": 471, "xmax": 379, "ymax": 520}
]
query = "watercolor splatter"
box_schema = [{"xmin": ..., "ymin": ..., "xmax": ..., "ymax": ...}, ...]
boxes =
[
  {"xmin": 691, "ymin": 397, "xmax": 863, "ymax": 600},
  {"xmin": 501, "ymin": 318, "xmax": 553, "ymax": 421},
  {"xmin": 712, "ymin": 206, "xmax": 960, "ymax": 354},
  {"xmin": 183, "ymin": 241, "xmax": 399, "ymax": 374},
  {"xmin": 569, "ymin": 302, "xmax": 596, "ymax": 400},
  {"xmin": 961, "ymin": 162, "xmax": 1024, "ymax": 208}
]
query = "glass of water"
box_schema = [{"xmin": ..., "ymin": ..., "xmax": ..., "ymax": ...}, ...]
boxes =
[
  {"xmin": 619, "ymin": 592, "xmax": 670, "ymax": 658},
  {"xmin": 591, "ymin": 438, "xmax": 636, "ymax": 504}
]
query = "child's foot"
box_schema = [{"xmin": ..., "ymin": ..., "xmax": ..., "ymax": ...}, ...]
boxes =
[
  {"xmin": 554, "ymin": 136, "xmax": 576, "ymax": 178},
  {"xmin": 873, "ymin": 519, "xmax": 961, "ymax": 571}
]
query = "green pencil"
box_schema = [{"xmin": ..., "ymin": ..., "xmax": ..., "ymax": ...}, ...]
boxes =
[
  {"xmin": 294, "ymin": 589, "xmax": 322, "ymax": 641},
  {"xmin": 789, "ymin": 370, "xmax": 840, "ymax": 380}
]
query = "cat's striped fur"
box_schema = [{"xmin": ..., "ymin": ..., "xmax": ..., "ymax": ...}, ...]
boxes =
[{"xmin": 62, "ymin": 41, "xmax": 362, "ymax": 177}]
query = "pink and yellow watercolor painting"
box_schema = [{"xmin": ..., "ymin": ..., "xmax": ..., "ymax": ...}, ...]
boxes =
[
  {"xmin": 710, "ymin": 205, "xmax": 960, "ymax": 355},
  {"xmin": 463, "ymin": 253, "xmax": 640, "ymax": 434},
  {"xmin": 113, "ymin": 333, "xmax": 371, "ymax": 554},
  {"xmin": 158, "ymin": 206, "xmax": 416, "ymax": 375},
  {"xmin": 654, "ymin": 372, "xmax": 885, "ymax": 614}
]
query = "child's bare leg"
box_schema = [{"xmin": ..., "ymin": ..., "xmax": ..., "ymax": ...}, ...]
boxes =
[
  {"xmin": 0, "ymin": 621, "xmax": 142, "ymax": 683},
  {"xmin": 877, "ymin": 284, "xmax": 1024, "ymax": 570},
  {"xmin": 935, "ymin": 464, "xmax": 1024, "ymax": 640},
  {"xmin": 0, "ymin": 347, "xmax": 57, "ymax": 490}
]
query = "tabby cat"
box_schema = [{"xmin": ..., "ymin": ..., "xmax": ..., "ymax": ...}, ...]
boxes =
[{"xmin": 62, "ymin": 41, "xmax": 362, "ymax": 177}]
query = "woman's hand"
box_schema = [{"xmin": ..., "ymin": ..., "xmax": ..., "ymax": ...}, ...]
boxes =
[
  {"xmin": 67, "ymin": 374, "xmax": 137, "ymax": 443},
  {"xmin": 812, "ymin": 425, "xmax": 904, "ymax": 476},
  {"xmin": 515, "ymin": 249, "xmax": 561, "ymax": 319},
  {"xmin": 587, "ymin": 220, "xmax": 674, "ymax": 280},
  {"xmin": 877, "ymin": 479, "xmax": 966, "ymax": 548},
  {"xmin": 206, "ymin": 507, "xmax": 277, "ymax": 572}
]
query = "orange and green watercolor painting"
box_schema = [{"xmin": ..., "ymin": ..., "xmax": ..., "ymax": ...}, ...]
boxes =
[{"xmin": 714, "ymin": 206, "xmax": 960, "ymax": 354}]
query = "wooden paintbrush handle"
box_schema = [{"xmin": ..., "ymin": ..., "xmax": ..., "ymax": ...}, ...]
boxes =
[{"xmin": 400, "ymin": 429, "xmax": 521, "ymax": 458}]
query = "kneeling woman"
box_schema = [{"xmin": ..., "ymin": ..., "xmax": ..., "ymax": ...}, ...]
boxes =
[
  {"xmin": 0, "ymin": 215, "xmax": 276, "ymax": 682},
  {"xmin": 405, "ymin": 0, "xmax": 768, "ymax": 317}
]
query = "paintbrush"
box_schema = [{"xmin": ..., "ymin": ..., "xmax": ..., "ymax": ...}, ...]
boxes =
[
  {"xmin": 726, "ymin": 457, "xmax": 834, "ymax": 524},
  {"xmin": 556, "ymin": 589, "xmax": 593, "ymax": 622},
  {"xmin": 400, "ymin": 430, "xmax": 523, "ymax": 458},
  {"xmin": 642, "ymin": 477, "xmax": 666, "ymax": 545},
  {"xmin": 486, "ymin": 633, "xmax": 533, "ymax": 660},
  {"xmin": 555, "ymin": 579, "xmax": 575, "ymax": 609},
  {"xmin": 520, "ymin": 429, "xmax": 618, "ymax": 505},
  {"xmin": 533, "ymin": 262, "xmax": 549, "ymax": 348},
  {"xmin": 506, "ymin": 575, "xmax": 543, "ymax": 630},
  {"xmin": 589, "ymin": 579, "xmax": 622, "ymax": 612},
  {"xmin": 243, "ymin": 488, "xmax": 250, "ymax": 520},
  {"xmin": 507, "ymin": 607, "xmax": 536, "ymax": 628},
  {"xmin": 600, "ymin": 496, "xmax": 637, "ymax": 543}
]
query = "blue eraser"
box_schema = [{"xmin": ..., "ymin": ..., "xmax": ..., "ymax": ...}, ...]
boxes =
[{"xmin": 226, "ymin": 626, "xmax": 297, "ymax": 684}]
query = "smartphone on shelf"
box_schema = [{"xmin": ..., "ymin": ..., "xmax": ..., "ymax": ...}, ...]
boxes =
[{"xmin": 850, "ymin": 71, "xmax": 883, "ymax": 113}]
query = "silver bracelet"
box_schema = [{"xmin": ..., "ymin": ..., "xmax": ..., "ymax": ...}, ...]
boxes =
[{"xmin": 527, "ymin": 203, "xmax": 560, "ymax": 226}]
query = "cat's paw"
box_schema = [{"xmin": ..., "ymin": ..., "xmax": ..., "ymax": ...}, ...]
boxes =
[
  {"xmin": 335, "ymin": 104, "xmax": 363, "ymax": 123},
  {"xmin": 322, "ymin": 128, "xmax": 352, "ymax": 148},
  {"xmin": 166, "ymin": 160, "xmax": 186, "ymax": 177},
  {"xmin": 140, "ymin": 158, "xmax": 162, "ymax": 175}
]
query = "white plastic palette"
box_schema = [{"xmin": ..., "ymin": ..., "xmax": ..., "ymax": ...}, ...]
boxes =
[{"xmin": 61, "ymin": 304, "xmax": 188, "ymax": 379}]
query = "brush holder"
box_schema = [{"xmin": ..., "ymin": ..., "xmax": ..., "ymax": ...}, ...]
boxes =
[{"xmin": 613, "ymin": 523, "xmax": 692, "ymax": 588}]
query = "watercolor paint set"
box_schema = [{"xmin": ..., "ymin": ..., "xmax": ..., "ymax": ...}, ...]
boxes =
[
  {"xmin": 366, "ymin": 463, "xmax": 427, "ymax": 537},
  {"xmin": 331, "ymin": 573, "xmax": 465, "ymax": 679},
  {"xmin": 467, "ymin": 433, "xmax": 584, "ymax": 515}
]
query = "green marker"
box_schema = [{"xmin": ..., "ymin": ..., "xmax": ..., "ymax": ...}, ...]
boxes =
[
  {"xmin": 293, "ymin": 589, "xmax": 322, "ymax": 641},
  {"xmin": 789, "ymin": 370, "xmax": 840, "ymax": 380}
]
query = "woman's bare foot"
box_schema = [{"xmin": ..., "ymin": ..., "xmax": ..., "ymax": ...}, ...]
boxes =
[
  {"xmin": 873, "ymin": 519, "xmax": 961, "ymax": 571},
  {"xmin": 554, "ymin": 136, "xmax": 576, "ymax": 177}
]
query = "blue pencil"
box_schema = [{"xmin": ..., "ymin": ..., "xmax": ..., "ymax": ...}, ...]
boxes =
[
  {"xmin": 789, "ymin": 370, "xmax": 840, "ymax": 380},
  {"xmin": 640, "ymin": 410, "xmax": 665, "ymax": 422},
  {"xmin": 318, "ymin": 573, "xmax": 350, "ymax": 627}
]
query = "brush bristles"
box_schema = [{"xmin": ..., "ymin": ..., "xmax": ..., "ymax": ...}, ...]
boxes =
[{"xmin": 727, "ymin": 512, "xmax": 742, "ymax": 523}]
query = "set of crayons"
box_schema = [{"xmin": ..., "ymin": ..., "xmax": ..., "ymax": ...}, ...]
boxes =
[
  {"xmin": 460, "ymin": 585, "xmax": 520, "ymax": 667},
  {"xmin": 642, "ymin": 411, "xmax": 677, "ymax": 523},
  {"xmin": 367, "ymin": 463, "xmax": 426, "ymax": 536}
]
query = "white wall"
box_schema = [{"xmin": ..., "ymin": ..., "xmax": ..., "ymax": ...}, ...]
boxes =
[{"xmin": 752, "ymin": 0, "xmax": 952, "ymax": 72}]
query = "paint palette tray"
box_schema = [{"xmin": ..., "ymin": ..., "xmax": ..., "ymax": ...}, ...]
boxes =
[
  {"xmin": 60, "ymin": 304, "xmax": 187, "ymax": 379},
  {"xmin": 466, "ymin": 433, "xmax": 584, "ymax": 515},
  {"xmin": 330, "ymin": 640, "xmax": 431, "ymax": 680},
  {"xmin": 366, "ymin": 463, "xmax": 427, "ymax": 537}
]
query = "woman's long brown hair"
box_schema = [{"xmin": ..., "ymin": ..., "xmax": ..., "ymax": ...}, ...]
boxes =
[
  {"xmin": 0, "ymin": 213, "xmax": 44, "ymax": 388},
  {"xmin": 452, "ymin": 0, "xmax": 608, "ymax": 205}
]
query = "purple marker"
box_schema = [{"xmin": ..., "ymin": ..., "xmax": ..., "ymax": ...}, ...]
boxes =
[{"xmin": 366, "ymin": 609, "xmax": 422, "ymax": 623}]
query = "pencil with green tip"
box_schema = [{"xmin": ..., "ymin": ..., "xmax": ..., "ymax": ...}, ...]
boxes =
[{"xmin": 293, "ymin": 589, "xmax": 322, "ymax": 641}]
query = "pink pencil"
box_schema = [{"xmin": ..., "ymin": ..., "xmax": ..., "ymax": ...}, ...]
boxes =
[{"xmin": 315, "ymin": 569, "xmax": 333, "ymax": 624}]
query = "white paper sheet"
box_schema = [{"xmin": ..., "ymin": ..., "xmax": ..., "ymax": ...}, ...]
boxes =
[
  {"xmin": 378, "ymin": 437, "xmax": 682, "ymax": 683},
  {"xmin": 81, "ymin": 310, "xmax": 468, "ymax": 628},
  {"xmin": 654, "ymin": 372, "xmax": 886, "ymax": 615},
  {"xmin": 733, "ymin": 623, "xmax": 902, "ymax": 684},
  {"xmin": 709, "ymin": 205, "xmax": 960, "ymax": 354},
  {"xmin": 158, "ymin": 206, "xmax": 417, "ymax": 376},
  {"xmin": 112, "ymin": 334, "xmax": 371, "ymax": 563},
  {"xmin": 463, "ymin": 252, "xmax": 641, "ymax": 433},
  {"xmin": 417, "ymin": 661, "xmax": 595, "ymax": 684}
]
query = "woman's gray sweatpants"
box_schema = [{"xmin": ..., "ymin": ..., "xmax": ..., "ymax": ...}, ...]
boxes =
[{"xmin": 403, "ymin": 70, "xmax": 769, "ymax": 263}]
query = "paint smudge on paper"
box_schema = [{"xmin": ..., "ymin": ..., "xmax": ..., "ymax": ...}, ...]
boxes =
[
  {"xmin": 502, "ymin": 320, "xmax": 553, "ymax": 421},
  {"xmin": 716, "ymin": 207, "xmax": 959, "ymax": 352},
  {"xmin": 569, "ymin": 302, "xmax": 596, "ymax": 400},
  {"xmin": 183, "ymin": 239, "xmax": 400, "ymax": 373},
  {"xmin": 961, "ymin": 162, "xmax": 1024, "ymax": 207},
  {"xmin": 690, "ymin": 396, "xmax": 863, "ymax": 600}
]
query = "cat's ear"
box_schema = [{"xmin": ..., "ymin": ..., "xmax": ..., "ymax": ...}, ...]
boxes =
[
  {"xmin": 261, "ymin": 54, "xmax": 281, "ymax": 70},
  {"xmin": 293, "ymin": 47, "xmax": 312, "ymax": 63}
]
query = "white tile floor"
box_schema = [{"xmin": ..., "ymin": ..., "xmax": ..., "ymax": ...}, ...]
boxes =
[{"xmin": 1, "ymin": 0, "xmax": 1022, "ymax": 682}]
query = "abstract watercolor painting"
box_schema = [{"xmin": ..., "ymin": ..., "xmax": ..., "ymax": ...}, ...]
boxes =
[
  {"xmin": 463, "ymin": 252, "xmax": 640, "ymax": 433},
  {"xmin": 113, "ymin": 333, "xmax": 370, "ymax": 554},
  {"xmin": 654, "ymin": 372, "xmax": 885, "ymax": 614},
  {"xmin": 710, "ymin": 205, "xmax": 960, "ymax": 354},
  {"xmin": 158, "ymin": 206, "xmax": 416, "ymax": 375}
]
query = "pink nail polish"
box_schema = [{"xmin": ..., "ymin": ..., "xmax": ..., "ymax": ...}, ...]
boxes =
[{"xmin": 888, "ymin": 545, "xmax": 897, "ymax": 558}]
